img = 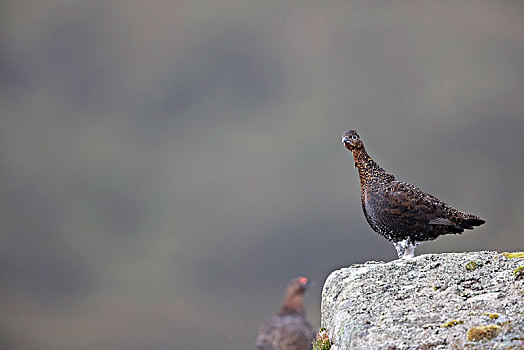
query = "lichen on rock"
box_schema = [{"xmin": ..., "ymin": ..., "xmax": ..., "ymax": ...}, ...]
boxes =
[
  {"xmin": 482, "ymin": 312, "xmax": 500, "ymax": 320},
  {"xmin": 513, "ymin": 266, "xmax": 524, "ymax": 280},
  {"xmin": 502, "ymin": 252, "xmax": 524, "ymax": 259},
  {"xmin": 441, "ymin": 319, "xmax": 463, "ymax": 328},
  {"xmin": 467, "ymin": 324, "xmax": 501, "ymax": 342},
  {"xmin": 464, "ymin": 260, "xmax": 483, "ymax": 271}
]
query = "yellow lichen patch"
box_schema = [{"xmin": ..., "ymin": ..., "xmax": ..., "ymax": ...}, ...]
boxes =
[
  {"xmin": 465, "ymin": 261, "xmax": 482, "ymax": 271},
  {"xmin": 501, "ymin": 252, "xmax": 524, "ymax": 259},
  {"xmin": 441, "ymin": 319, "xmax": 463, "ymax": 328},
  {"xmin": 482, "ymin": 313, "xmax": 499, "ymax": 320},
  {"xmin": 467, "ymin": 325, "xmax": 501, "ymax": 342},
  {"xmin": 513, "ymin": 266, "xmax": 524, "ymax": 280}
]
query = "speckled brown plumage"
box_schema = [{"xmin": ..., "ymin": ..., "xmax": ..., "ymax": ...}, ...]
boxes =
[
  {"xmin": 342, "ymin": 130, "xmax": 485, "ymax": 258},
  {"xmin": 256, "ymin": 277, "xmax": 313, "ymax": 350}
]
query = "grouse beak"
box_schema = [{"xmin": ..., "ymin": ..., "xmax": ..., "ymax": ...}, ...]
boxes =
[{"xmin": 342, "ymin": 136, "xmax": 352, "ymax": 149}]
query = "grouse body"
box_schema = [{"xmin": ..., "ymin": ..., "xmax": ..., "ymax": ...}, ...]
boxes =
[
  {"xmin": 256, "ymin": 277, "xmax": 313, "ymax": 350},
  {"xmin": 341, "ymin": 130, "xmax": 485, "ymax": 258}
]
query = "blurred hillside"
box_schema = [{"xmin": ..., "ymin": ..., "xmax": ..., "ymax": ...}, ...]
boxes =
[{"xmin": 1, "ymin": 1, "xmax": 523, "ymax": 349}]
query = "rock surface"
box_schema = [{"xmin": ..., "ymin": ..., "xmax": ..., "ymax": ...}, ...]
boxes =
[{"xmin": 321, "ymin": 251, "xmax": 524, "ymax": 349}]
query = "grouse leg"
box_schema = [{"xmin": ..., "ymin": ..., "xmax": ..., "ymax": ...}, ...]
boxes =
[{"xmin": 393, "ymin": 238, "xmax": 418, "ymax": 259}]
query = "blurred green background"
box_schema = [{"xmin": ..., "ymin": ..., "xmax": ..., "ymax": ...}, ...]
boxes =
[{"xmin": 1, "ymin": 1, "xmax": 523, "ymax": 349}]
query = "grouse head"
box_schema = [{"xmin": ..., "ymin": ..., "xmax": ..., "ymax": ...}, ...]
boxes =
[
  {"xmin": 287, "ymin": 277, "xmax": 312, "ymax": 296},
  {"xmin": 279, "ymin": 277, "xmax": 312, "ymax": 315},
  {"xmin": 342, "ymin": 130, "xmax": 363, "ymax": 151}
]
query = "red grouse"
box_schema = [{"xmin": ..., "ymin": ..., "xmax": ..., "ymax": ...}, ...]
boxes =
[
  {"xmin": 341, "ymin": 130, "xmax": 485, "ymax": 258},
  {"xmin": 256, "ymin": 277, "xmax": 313, "ymax": 350}
]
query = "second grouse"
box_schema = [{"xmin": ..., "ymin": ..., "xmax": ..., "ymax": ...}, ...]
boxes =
[
  {"xmin": 256, "ymin": 277, "xmax": 313, "ymax": 350},
  {"xmin": 342, "ymin": 130, "xmax": 485, "ymax": 258}
]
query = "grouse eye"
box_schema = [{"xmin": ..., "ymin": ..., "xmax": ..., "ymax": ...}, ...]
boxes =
[{"xmin": 351, "ymin": 135, "xmax": 358, "ymax": 140}]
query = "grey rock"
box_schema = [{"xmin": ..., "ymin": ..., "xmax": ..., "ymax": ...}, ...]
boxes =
[{"xmin": 321, "ymin": 251, "xmax": 524, "ymax": 350}]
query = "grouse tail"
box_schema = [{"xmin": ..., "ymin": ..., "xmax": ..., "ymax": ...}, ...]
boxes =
[{"xmin": 461, "ymin": 214, "xmax": 485, "ymax": 230}]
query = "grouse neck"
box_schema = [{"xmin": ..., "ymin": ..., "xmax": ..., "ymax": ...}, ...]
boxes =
[
  {"xmin": 352, "ymin": 147, "xmax": 389, "ymax": 186},
  {"xmin": 278, "ymin": 294, "xmax": 305, "ymax": 316}
]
